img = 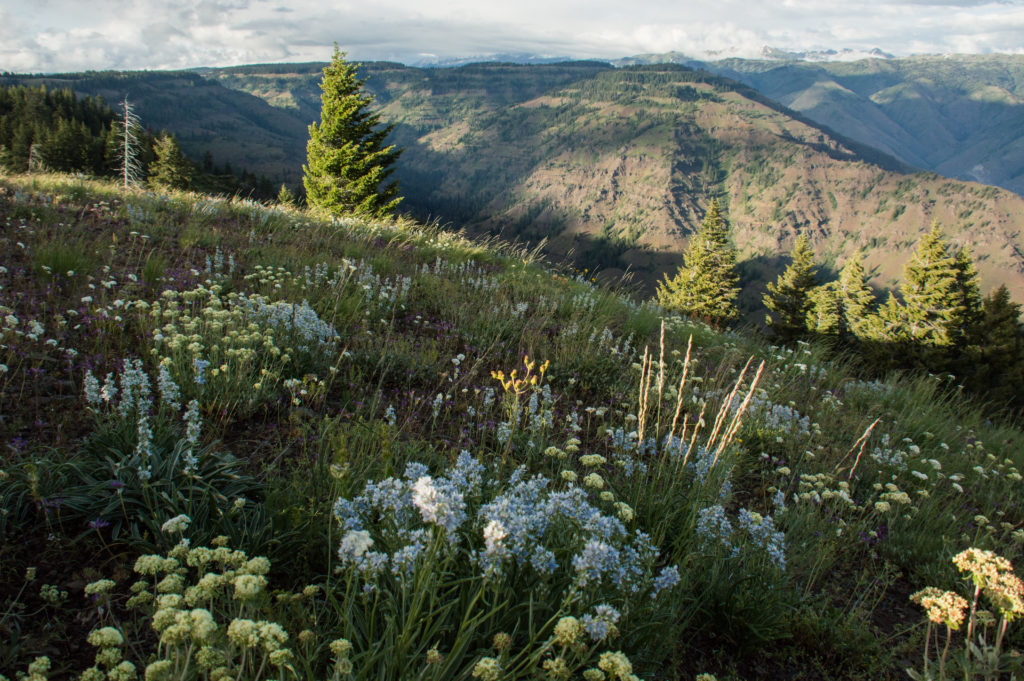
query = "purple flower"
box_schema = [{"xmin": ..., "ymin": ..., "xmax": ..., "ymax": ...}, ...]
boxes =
[{"xmin": 89, "ymin": 518, "xmax": 111, "ymax": 530}]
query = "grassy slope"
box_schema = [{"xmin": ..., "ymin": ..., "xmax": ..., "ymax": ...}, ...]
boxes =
[{"xmin": 2, "ymin": 172, "xmax": 1024, "ymax": 679}]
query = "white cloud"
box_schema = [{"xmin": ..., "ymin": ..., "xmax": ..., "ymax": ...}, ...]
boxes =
[{"xmin": 3, "ymin": 0, "xmax": 1024, "ymax": 72}]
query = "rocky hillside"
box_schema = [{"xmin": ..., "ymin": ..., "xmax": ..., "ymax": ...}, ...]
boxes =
[{"xmin": 8, "ymin": 61, "xmax": 1024, "ymax": 304}]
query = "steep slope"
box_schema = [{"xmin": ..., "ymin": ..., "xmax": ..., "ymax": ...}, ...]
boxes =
[
  {"xmin": 8, "ymin": 62, "xmax": 1024, "ymax": 305},
  {"xmin": 684, "ymin": 54, "xmax": 1024, "ymax": 197}
]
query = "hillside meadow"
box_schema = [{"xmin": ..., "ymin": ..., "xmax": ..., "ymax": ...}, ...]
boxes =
[{"xmin": 2, "ymin": 173, "xmax": 1024, "ymax": 680}]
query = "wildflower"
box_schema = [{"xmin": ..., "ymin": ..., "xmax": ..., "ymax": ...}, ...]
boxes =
[
  {"xmin": 472, "ymin": 657, "xmax": 502, "ymax": 681},
  {"xmin": 339, "ymin": 530, "xmax": 374, "ymax": 558},
  {"xmin": 910, "ymin": 587, "xmax": 968, "ymax": 629},
  {"xmin": 87, "ymin": 627, "xmax": 125, "ymax": 647},
  {"xmin": 161, "ymin": 514, "xmax": 191, "ymax": 535},
  {"xmin": 580, "ymin": 454, "xmax": 607, "ymax": 467},
  {"xmin": 543, "ymin": 657, "xmax": 571, "ymax": 680},
  {"xmin": 84, "ymin": 371, "xmax": 101, "ymax": 405},
  {"xmin": 651, "ymin": 565, "xmax": 680, "ymax": 598},
  {"xmin": 583, "ymin": 473, "xmax": 604, "ymax": 490},
  {"xmin": 233, "ymin": 574, "xmax": 266, "ymax": 601},
  {"xmin": 613, "ymin": 502, "xmax": 634, "ymax": 523},
  {"xmin": 582, "ymin": 604, "xmax": 620, "ymax": 642},
  {"xmin": 192, "ymin": 358, "xmax": 210, "ymax": 385},
  {"xmin": 560, "ymin": 470, "xmax": 577, "ymax": 483},
  {"xmin": 411, "ymin": 475, "xmax": 466, "ymax": 533},
  {"xmin": 85, "ymin": 579, "xmax": 116, "ymax": 596},
  {"xmin": 145, "ymin": 660, "xmax": 173, "ymax": 681},
  {"xmin": 553, "ymin": 616, "xmax": 584, "ymax": 646},
  {"xmin": 330, "ymin": 638, "xmax": 353, "ymax": 658},
  {"xmin": 583, "ymin": 671, "xmax": 606, "ymax": 681},
  {"xmin": 483, "ymin": 520, "xmax": 507, "ymax": 555},
  {"xmin": 597, "ymin": 651, "xmax": 634, "ymax": 680},
  {"xmin": 492, "ymin": 632, "xmax": 512, "ymax": 651},
  {"xmin": 227, "ymin": 619, "xmax": 260, "ymax": 648},
  {"xmin": 874, "ymin": 501, "xmax": 892, "ymax": 513},
  {"xmin": 426, "ymin": 647, "xmax": 443, "ymax": 664}
]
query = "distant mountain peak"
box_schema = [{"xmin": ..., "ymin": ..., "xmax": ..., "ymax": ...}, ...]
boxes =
[{"xmin": 760, "ymin": 46, "xmax": 895, "ymax": 62}]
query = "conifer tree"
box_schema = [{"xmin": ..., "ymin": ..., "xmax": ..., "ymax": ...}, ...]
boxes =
[
  {"xmin": 656, "ymin": 199, "xmax": 740, "ymax": 326},
  {"xmin": 277, "ymin": 183, "xmax": 297, "ymax": 206},
  {"xmin": 973, "ymin": 284, "xmax": 1024, "ymax": 403},
  {"xmin": 900, "ymin": 223, "xmax": 972, "ymax": 349},
  {"xmin": 149, "ymin": 134, "xmax": 193, "ymax": 190},
  {"xmin": 118, "ymin": 97, "xmax": 144, "ymax": 190},
  {"xmin": 303, "ymin": 47, "xmax": 401, "ymax": 219},
  {"xmin": 763, "ymin": 233, "xmax": 818, "ymax": 342},
  {"xmin": 807, "ymin": 253, "xmax": 876, "ymax": 339}
]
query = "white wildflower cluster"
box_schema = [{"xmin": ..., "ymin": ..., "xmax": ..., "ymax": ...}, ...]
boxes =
[{"xmin": 333, "ymin": 455, "xmax": 679, "ymax": 600}]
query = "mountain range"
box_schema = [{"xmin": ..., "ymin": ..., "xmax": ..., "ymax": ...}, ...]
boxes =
[{"xmin": 5, "ymin": 54, "xmax": 1024, "ymax": 307}]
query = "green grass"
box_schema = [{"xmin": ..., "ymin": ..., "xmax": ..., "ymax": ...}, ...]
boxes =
[{"xmin": 1, "ymin": 172, "xmax": 1024, "ymax": 680}]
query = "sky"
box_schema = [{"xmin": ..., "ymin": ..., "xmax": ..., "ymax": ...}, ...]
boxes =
[{"xmin": 3, "ymin": 0, "xmax": 1024, "ymax": 73}]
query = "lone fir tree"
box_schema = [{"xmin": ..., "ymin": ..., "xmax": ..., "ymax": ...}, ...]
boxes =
[
  {"xmin": 303, "ymin": 47, "xmax": 401, "ymax": 219},
  {"xmin": 656, "ymin": 199, "xmax": 740, "ymax": 326}
]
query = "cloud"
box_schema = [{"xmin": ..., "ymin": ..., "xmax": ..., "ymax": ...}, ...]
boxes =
[{"xmin": 4, "ymin": 0, "xmax": 1024, "ymax": 73}]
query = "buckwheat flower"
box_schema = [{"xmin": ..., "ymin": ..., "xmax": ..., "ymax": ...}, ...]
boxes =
[
  {"xmin": 874, "ymin": 501, "xmax": 892, "ymax": 513},
  {"xmin": 87, "ymin": 627, "xmax": 125, "ymax": 647},
  {"xmin": 85, "ymin": 579, "xmax": 116, "ymax": 596},
  {"xmin": 975, "ymin": 515, "xmax": 990, "ymax": 526},
  {"xmin": 553, "ymin": 616, "xmax": 584, "ymax": 646},
  {"xmin": 581, "ymin": 454, "xmax": 607, "ymax": 467},
  {"xmin": 910, "ymin": 587, "xmax": 968, "ymax": 629},
  {"xmin": 426, "ymin": 647, "xmax": 443, "ymax": 665},
  {"xmin": 544, "ymin": 446, "xmax": 562, "ymax": 457},
  {"xmin": 107, "ymin": 661, "xmax": 136, "ymax": 681},
  {"xmin": 597, "ymin": 651, "xmax": 633, "ymax": 680},
  {"xmin": 161, "ymin": 514, "xmax": 191, "ymax": 535},
  {"xmin": 614, "ymin": 502, "xmax": 634, "ymax": 523},
  {"xmin": 560, "ymin": 470, "xmax": 577, "ymax": 483},
  {"xmin": 543, "ymin": 657, "xmax": 571, "ymax": 680},
  {"xmin": 695, "ymin": 675, "xmax": 718, "ymax": 681},
  {"xmin": 330, "ymin": 638, "xmax": 353, "ymax": 658},
  {"xmin": 144, "ymin": 660, "xmax": 172, "ymax": 681},
  {"xmin": 233, "ymin": 574, "xmax": 266, "ymax": 601},
  {"xmin": 156, "ymin": 573, "xmax": 185, "ymax": 594},
  {"xmin": 227, "ymin": 619, "xmax": 260, "ymax": 648},
  {"xmin": 583, "ymin": 473, "xmax": 604, "ymax": 490},
  {"xmin": 471, "ymin": 657, "xmax": 502, "ymax": 681},
  {"xmin": 583, "ymin": 670, "xmax": 605, "ymax": 681},
  {"xmin": 492, "ymin": 632, "xmax": 512, "ymax": 651}
]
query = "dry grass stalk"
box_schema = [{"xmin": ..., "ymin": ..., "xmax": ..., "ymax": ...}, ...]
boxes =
[
  {"xmin": 840, "ymin": 418, "xmax": 881, "ymax": 480},
  {"xmin": 668, "ymin": 335, "xmax": 693, "ymax": 442},
  {"xmin": 712, "ymin": 360, "xmax": 765, "ymax": 466},
  {"xmin": 706, "ymin": 357, "xmax": 753, "ymax": 454}
]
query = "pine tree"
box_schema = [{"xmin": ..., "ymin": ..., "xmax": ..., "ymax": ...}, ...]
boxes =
[
  {"xmin": 656, "ymin": 199, "xmax": 740, "ymax": 326},
  {"xmin": 149, "ymin": 134, "xmax": 193, "ymax": 190},
  {"xmin": 303, "ymin": 47, "xmax": 401, "ymax": 219},
  {"xmin": 763, "ymin": 234, "xmax": 818, "ymax": 342}
]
